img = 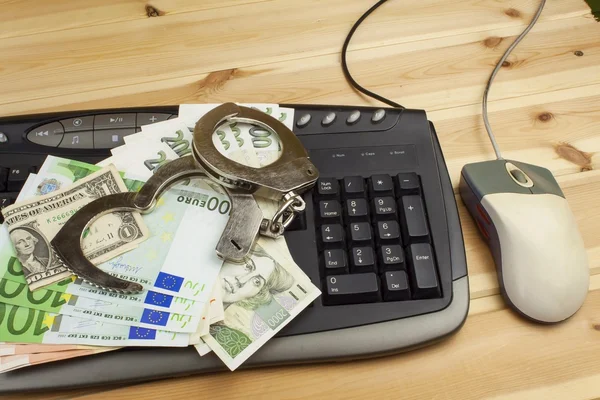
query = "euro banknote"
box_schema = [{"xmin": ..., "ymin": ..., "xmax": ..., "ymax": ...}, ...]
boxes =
[
  {"xmin": 0, "ymin": 303, "xmax": 190, "ymax": 347},
  {"xmin": 1, "ymin": 347, "xmax": 117, "ymax": 373},
  {"xmin": 0, "ymin": 278, "xmax": 201, "ymax": 333}
]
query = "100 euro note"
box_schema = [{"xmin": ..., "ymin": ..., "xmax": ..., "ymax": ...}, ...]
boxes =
[
  {"xmin": 0, "ymin": 165, "xmax": 149, "ymax": 290},
  {"xmin": 0, "ymin": 303, "xmax": 189, "ymax": 347},
  {"xmin": 201, "ymin": 238, "xmax": 320, "ymax": 370}
]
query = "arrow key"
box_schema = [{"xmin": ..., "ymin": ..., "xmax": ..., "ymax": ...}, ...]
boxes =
[
  {"xmin": 320, "ymin": 224, "xmax": 345, "ymax": 249},
  {"xmin": 350, "ymin": 246, "xmax": 376, "ymax": 273},
  {"xmin": 376, "ymin": 220, "xmax": 401, "ymax": 245}
]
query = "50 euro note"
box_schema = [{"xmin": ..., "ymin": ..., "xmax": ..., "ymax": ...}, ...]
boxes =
[
  {"xmin": 0, "ymin": 342, "xmax": 101, "ymax": 356},
  {"xmin": 0, "ymin": 303, "xmax": 190, "ymax": 347},
  {"xmin": 0, "ymin": 347, "xmax": 117, "ymax": 374},
  {"xmin": 0, "ymin": 165, "xmax": 149, "ymax": 291},
  {"xmin": 201, "ymin": 238, "xmax": 321, "ymax": 370}
]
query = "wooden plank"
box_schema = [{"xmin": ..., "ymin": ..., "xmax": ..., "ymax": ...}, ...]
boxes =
[
  {"xmin": 0, "ymin": 0, "xmax": 590, "ymax": 108},
  {"xmin": 0, "ymin": 0, "xmax": 267, "ymax": 40},
  {"xmin": 45, "ymin": 287, "xmax": 600, "ymax": 400}
]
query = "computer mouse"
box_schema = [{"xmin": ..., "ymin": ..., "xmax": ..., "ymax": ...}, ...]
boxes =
[{"xmin": 459, "ymin": 159, "xmax": 589, "ymax": 323}]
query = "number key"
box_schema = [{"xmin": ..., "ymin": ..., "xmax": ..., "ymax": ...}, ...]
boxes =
[
  {"xmin": 378, "ymin": 245, "xmax": 405, "ymax": 271},
  {"xmin": 320, "ymin": 224, "xmax": 345, "ymax": 249},
  {"xmin": 318, "ymin": 200, "xmax": 342, "ymax": 224},
  {"xmin": 345, "ymin": 198, "xmax": 369, "ymax": 222},
  {"xmin": 376, "ymin": 220, "xmax": 401, "ymax": 244},
  {"xmin": 322, "ymin": 249, "xmax": 348, "ymax": 275},
  {"xmin": 372, "ymin": 196, "xmax": 397, "ymax": 220},
  {"xmin": 350, "ymin": 247, "xmax": 376, "ymax": 273},
  {"xmin": 348, "ymin": 222, "xmax": 373, "ymax": 246}
]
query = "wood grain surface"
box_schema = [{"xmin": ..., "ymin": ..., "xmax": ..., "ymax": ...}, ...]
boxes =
[{"xmin": 1, "ymin": 0, "xmax": 599, "ymax": 398}]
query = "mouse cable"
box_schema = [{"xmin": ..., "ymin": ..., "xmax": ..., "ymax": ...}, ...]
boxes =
[
  {"xmin": 483, "ymin": 0, "xmax": 546, "ymax": 160},
  {"xmin": 341, "ymin": 0, "xmax": 405, "ymax": 109}
]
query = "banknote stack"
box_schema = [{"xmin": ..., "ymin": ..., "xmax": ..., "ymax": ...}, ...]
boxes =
[{"xmin": 0, "ymin": 103, "xmax": 321, "ymax": 373}]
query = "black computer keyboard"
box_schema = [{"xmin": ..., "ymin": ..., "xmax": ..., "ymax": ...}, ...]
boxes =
[{"xmin": 0, "ymin": 104, "xmax": 469, "ymax": 393}]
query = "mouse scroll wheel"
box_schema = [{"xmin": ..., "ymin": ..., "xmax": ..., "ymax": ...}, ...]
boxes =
[
  {"xmin": 510, "ymin": 169, "xmax": 528, "ymax": 184},
  {"xmin": 505, "ymin": 162, "xmax": 534, "ymax": 188}
]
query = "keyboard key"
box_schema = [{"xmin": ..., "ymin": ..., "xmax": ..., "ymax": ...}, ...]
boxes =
[
  {"xmin": 94, "ymin": 129, "xmax": 136, "ymax": 149},
  {"xmin": 0, "ymin": 193, "xmax": 17, "ymax": 224},
  {"xmin": 345, "ymin": 198, "xmax": 369, "ymax": 222},
  {"xmin": 342, "ymin": 176, "xmax": 365, "ymax": 198},
  {"xmin": 350, "ymin": 247, "xmax": 376, "ymax": 273},
  {"xmin": 407, "ymin": 243, "xmax": 440, "ymax": 299},
  {"xmin": 320, "ymin": 224, "xmax": 345, "ymax": 248},
  {"xmin": 0, "ymin": 167, "xmax": 8, "ymax": 192},
  {"xmin": 376, "ymin": 220, "xmax": 401, "ymax": 244},
  {"xmin": 324, "ymin": 273, "xmax": 381, "ymax": 305},
  {"xmin": 372, "ymin": 196, "xmax": 397, "ymax": 220},
  {"xmin": 322, "ymin": 249, "xmax": 348, "ymax": 275},
  {"xmin": 396, "ymin": 173, "xmax": 420, "ymax": 195},
  {"xmin": 94, "ymin": 113, "xmax": 136, "ymax": 129},
  {"xmin": 378, "ymin": 245, "xmax": 405, "ymax": 271},
  {"xmin": 383, "ymin": 271, "xmax": 411, "ymax": 301},
  {"xmin": 317, "ymin": 178, "xmax": 340, "ymax": 198},
  {"xmin": 137, "ymin": 113, "xmax": 171, "ymax": 126},
  {"xmin": 59, "ymin": 132, "xmax": 94, "ymax": 149},
  {"xmin": 348, "ymin": 222, "xmax": 372, "ymax": 246},
  {"xmin": 7, "ymin": 166, "xmax": 34, "ymax": 192},
  {"xmin": 60, "ymin": 116, "xmax": 94, "ymax": 132},
  {"xmin": 318, "ymin": 200, "xmax": 342, "ymax": 224},
  {"xmin": 26, "ymin": 122, "xmax": 64, "ymax": 147},
  {"xmin": 369, "ymin": 174, "xmax": 394, "ymax": 197},
  {"xmin": 400, "ymin": 195, "xmax": 429, "ymax": 242}
]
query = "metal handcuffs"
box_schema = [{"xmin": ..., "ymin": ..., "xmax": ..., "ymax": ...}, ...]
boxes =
[{"xmin": 50, "ymin": 103, "xmax": 319, "ymax": 293}]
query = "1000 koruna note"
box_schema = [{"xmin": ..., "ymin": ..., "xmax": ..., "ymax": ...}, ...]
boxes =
[{"xmin": 0, "ymin": 165, "xmax": 149, "ymax": 291}]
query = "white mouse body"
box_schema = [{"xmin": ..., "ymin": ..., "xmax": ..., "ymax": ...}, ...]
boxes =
[{"xmin": 460, "ymin": 159, "xmax": 589, "ymax": 323}]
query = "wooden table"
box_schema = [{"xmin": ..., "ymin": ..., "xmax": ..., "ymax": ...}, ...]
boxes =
[{"xmin": 1, "ymin": 0, "xmax": 599, "ymax": 398}]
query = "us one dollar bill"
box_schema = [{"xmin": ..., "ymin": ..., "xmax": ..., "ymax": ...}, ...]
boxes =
[
  {"xmin": 0, "ymin": 165, "xmax": 149, "ymax": 291},
  {"xmin": 201, "ymin": 238, "xmax": 320, "ymax": 371},
  {"xmin": 0, "ymin": 303, "xmax": 190, "ymax": 347}
]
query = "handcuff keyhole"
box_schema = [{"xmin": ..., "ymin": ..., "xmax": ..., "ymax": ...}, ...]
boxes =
[{"xmin": 231, "ymin": 239, "xmax": 242, "ymax": 251}]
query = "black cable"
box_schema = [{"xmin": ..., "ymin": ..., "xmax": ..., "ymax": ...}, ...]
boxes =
[{"xmin": 341, "ymin": 0, "xmax": 404, "ymax": 109}]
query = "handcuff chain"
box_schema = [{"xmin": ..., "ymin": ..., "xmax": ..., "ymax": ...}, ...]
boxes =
[{"xmin": 260, "ymin": 191, "xmax": 306, "ymax": 238}]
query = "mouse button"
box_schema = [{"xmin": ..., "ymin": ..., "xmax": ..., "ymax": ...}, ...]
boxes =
[
  {"xmin": 461, "ymin": 160, "xmax": 529, "ymax": 200},
  {"xmin": 505, "ymin": 162, "xmax": 533, "ymax": 188},
  {"xmin": 509, "ymin": 160, "xmax": 565, "ymax": 198}
]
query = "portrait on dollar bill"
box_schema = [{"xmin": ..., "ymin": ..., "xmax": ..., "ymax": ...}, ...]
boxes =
[{"xmin": 8, "ymin": 227, "xmax": 51, "ymax": 277}]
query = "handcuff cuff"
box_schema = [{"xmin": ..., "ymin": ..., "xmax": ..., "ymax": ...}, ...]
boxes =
[{"xmin": 50, "ymin": 103, "xmax": 319, "ymax": 294}]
